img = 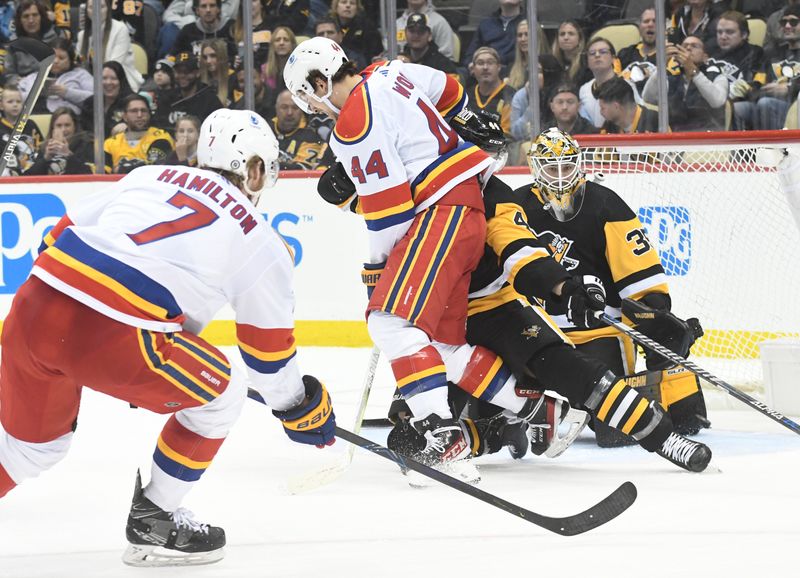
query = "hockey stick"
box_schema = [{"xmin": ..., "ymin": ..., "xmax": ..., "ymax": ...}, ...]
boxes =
[
  {"xmin": 335, "ymin": 426, "xmax": 637, "ymax": 536},
  {"xmin": 597, "ymin": 310, "xmax": 800, "ymax": 436},
  {"xmin": 284, "ymin": 346, "xmax": 381, "ymax": 494},
  {"xmin": 0, "ymin": 38, "xmax": 55, "ymax": 176},
  {"xmin": 362, "ymin": 417, "xmax": 393, "ymax": 428}
]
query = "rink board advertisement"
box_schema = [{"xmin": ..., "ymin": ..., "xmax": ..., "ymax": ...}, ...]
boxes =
[{"xmin": 1, "ymin": 170, "xmax": 798, "ymax": 352}]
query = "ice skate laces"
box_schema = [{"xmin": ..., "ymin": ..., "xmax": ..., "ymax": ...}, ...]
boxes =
[
  {"xmin": 170, "ymin": 508, "xmax": 209, "ymax": 534},
  {"xmin": 660, "ymin": 433, "xmax": 698, "ymax": 464}
]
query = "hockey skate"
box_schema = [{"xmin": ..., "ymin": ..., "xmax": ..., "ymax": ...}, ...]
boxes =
[
  {"xmin": 123, "ymin": 471, "xmax": 226, "ymax": 567},
  {"xmin": 519, "ymin": 392, "xmax": 590, "ymax": 458},
  {"xmin": 408, "ymin": 414, "xmax": 480, "ymax": 487},
  {"xmin": 656, "ymin": 432, "xmax": 712, "ymax": 472}
]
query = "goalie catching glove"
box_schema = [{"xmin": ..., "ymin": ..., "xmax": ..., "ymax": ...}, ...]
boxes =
[
  {"xmin": 272, "ymin": 375, "xmax": 336, "ymax": 447},
  {"xmin": 449, "ymin": 108, "xmax": 508, "ymax": 155},
  {"xmin": 558, "ymin": 275, "xmax": 607, "ymax": 329},
  {"xmin": 622, "ymin": 297, "xmax": 703, "ymax": 370}
]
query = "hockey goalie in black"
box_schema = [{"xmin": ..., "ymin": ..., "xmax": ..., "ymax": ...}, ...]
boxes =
[{"xmin": 514, "ymin": 127, "xmax": 710, "ymax": 446}]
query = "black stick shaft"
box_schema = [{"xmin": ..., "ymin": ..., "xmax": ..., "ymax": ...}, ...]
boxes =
[
  {"xmin": 335, "ymin": 426, "xmax": 637, "ymax": 536},
  {"xmin": 598, "ymin": 313, "xmax": 800, "ymax": 435}
]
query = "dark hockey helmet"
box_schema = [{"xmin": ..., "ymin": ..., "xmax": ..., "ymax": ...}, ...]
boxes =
[{"xmin": 527, "ymin": 127, "xmax": 586, "ymax": 222}]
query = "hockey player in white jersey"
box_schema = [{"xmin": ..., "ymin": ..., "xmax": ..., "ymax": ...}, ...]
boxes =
[
  {"xmin": 0, "ymin": 109, "xmax": 336, "ymax": 566},
  {"xmin": 284, "ymin": 38, "xmax": 561, "ymax": 478}
]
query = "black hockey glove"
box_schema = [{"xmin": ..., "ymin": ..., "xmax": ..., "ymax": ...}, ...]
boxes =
[
  {"xmin": 622, "ymin": 297, "xmax": 704, "ymax": 370},
  {"xmin": 449, "ymin": 108, "xmax": 508, "ymax": 155},
  {"xmin": 559, "ymin": 275, "xmax": 607, "ymax": 330},
  {"xmin": 317, "ymin": 162, "xmax": 358, "ymax": 212}
]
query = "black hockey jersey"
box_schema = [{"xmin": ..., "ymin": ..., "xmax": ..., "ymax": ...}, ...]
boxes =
[{"xmin": 508, "ymin": 179, "xmax": 669, "ymax": 335}]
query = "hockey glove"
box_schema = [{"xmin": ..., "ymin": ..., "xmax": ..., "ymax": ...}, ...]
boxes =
[
  {"xmin": 317, "ymin": 162, "xmax": 358, "ymax": 212},
  {"xmin": 449, "ymin": 108, "xmax": 508, "ymax": 155},
  {"xmin": 361, "ymin": 262, "xmax": 385, "ymax": 299},
  {"xmin": 622, "ymin": 297, "xmax": 704, "ymax": 370},
  {"xmin": 559, "ymin": 275, "xmax": 607, "ymax": 329},
  {"xmin": 272, "ymin": 375, "xmax": 336, "ymax": 447}
]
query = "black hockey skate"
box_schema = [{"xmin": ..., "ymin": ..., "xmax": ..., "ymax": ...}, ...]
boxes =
[
  {"xmin": 656, "ymin": 432, "xmax": 712, "ymax": 472},
  {"xmin": 409, "ymin": 414, "xmax": 479, "ymax": 486},
  {"xmin": 518, "ymin": 392, "xmax": 590, "ymax": 458},
  {"xmin": 123, "ymin": 471, "xmax": 225, "ymax": 567}
]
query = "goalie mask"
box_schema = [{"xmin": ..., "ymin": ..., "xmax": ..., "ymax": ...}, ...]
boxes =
[{"xmin": 527, "ymin": 128, "xmax": 586, "ymax": 222}]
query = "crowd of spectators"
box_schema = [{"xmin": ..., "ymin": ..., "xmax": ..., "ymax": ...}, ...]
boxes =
[{"xmin": 0, "ymin": 0, "xmax": 798, "ymax": 174}]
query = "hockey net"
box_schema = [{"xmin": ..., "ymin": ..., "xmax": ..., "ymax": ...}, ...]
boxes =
[{"xmin": 571, "ymin": 131, "xmax": 800, "ymax": 393}]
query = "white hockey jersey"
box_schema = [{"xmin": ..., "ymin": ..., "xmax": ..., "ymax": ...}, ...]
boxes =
[
  {"xmin": 34, "ymin": 165, "xmax": 304, "ymax": 410},
  {"xmin": 329, "ymin": 60, "xmax": 493, "ymax": 263}
]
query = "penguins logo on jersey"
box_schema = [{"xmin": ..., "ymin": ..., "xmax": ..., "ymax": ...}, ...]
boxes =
[{"xmin": 521, "ymin": 324, "xmax": 541, "ymax": 339}]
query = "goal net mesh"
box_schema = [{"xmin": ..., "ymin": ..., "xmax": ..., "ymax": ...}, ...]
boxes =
[{"xmin": 576, "ymin": 134, "xmax": 800, "ymax": 392}]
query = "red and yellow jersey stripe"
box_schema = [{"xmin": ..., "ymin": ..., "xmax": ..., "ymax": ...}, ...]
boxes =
[{"xmin": 236, "ymin": 323, "xmax": 297, "ymax": 374}]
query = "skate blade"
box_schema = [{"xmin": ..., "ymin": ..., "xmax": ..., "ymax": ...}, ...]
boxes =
[
  {"xmin": 122, "ymin": 543, "xmax": 225, "ymax": 567},
  {"xmin": 406, "ymin": 461, "xmax": 480, "ymax": 488}
]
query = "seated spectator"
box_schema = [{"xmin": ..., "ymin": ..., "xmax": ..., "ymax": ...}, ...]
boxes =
[
  {"xmin": 579, "ymin": 37, "xmax": 621, "ymax": 128},
  {"xmin": 112, "ymin": 0, "xmax": 145, "ymax": 44},
  {"xmin": 510, "ymin": 54, "xmax": 562, "ymax": 141},
  {"xmin": 154, "ymin": 51, "xmax": 223, "ymax": 131},
  {"xmin": 263, "ymin": 0, "xmax": 310, "ymax": 35},
  {"xmin": 171, "ymin": 0, "xmax": 236, "ymax": 61},
  {"xmin": 19, "ymin": 38, "xmax": 92, "ymax": 114},
  {"xmin": 551, "ymin": 20, "xmax": 591, "ymax": 87},
  {"xmin": 759, "ymin": 5, "xmax": 800, "ymax": 129},
  {"xmin": 598, "ymin": 75, "xmax": 662, "ymax": 133},
  {"xmin": 506, "ymin": 19, "xmax": 549, "ymax": 90},
  {"xmin": 153, "ymin": 58, "xmax": 176, "ymax": 91},
  {"xmin": 397, "ymin": 0, "xmax": 455, "ymax": 61},
  {"xmin": 272, "ymin": 89, "xmax": 333, "ymax": 170},
  {"xmin": 104, "ymin": 93, "xmax": 174, "ymax": 173},
  {"xmin": 80, "ymin": 61, "xmax": 135, "ymax": 137},
  {"xmin": 158, "ymin": 0, "xmax": 239, "ymax": 58},
  {"xmin": 668, "ymin": 0, "xmax": 727, "ymax": 53},
  {"xmin": 233, "ymin": 0, "xmax": 272, "ymax": 65},
  {"xmin": 764, "ymin": 0, "xmax": 800, "ymax": 53},
  {"xmin": 548, "ymin": 83, "xmax": 598, "ymax": 135},
  {"xmin": 25, "ymin": 107, "xmax": 93, "ymax": 175},
  {"xmin": 231, "ymin": 60, "xmax": 273, "ymax": 119},
  {"xmin": 711, "ymin": 10, "xmax": 767, "ymax": 130},
  {"xmin": 260, "ymin": 25, "xmax": 297, "ymax": 118},
  {"xmin": 398, "ymin": 12, "xmax": 457, "ymax": 74},
  {"xmin": 0, "ymin": 84, "xmax": 42, "ymax": 175},
  {"xmin": 331, "ymin": 0, "xmax": 384, "ymax": 63},
  {"xmin": 166, "ymin": 114, "xmax": 201, "ymax": 166},
  {"xmin": 643, "ymin": 34, "xmax": 728, "ymax": 131},
  {"xmin": 467, "ymin": 47, "xmax": 516, "ymax": 135},
  {"xmin": 463, "ymin": 0, "xmax": 524, "ymax": 67},
  {"xmin": 77, "ymin": 0, "xmax": 144, "ymax": 91},
  {"xmin": 2, "ymin": 0, "xmax": 62, "ymax": 84},
  {"xmin": 315, "ymin": 15, "xmax": 367, "ymax": 70},
  {"xmin": 618, "ymin": 6, "xmax": 658, "ymax": 100},
  {"xmin": 200, "ymin": 38, "xmax": 233, "ymax": 106}
]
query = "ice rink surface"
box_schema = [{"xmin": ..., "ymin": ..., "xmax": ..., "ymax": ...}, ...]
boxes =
[{"xmin": 1, "ymin": 347, "xmax": 799, "ymax": 578}]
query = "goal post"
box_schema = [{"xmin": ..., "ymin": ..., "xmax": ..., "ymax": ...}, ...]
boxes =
[{"xmin": 563, "ymin": 130, "xmax": 800, "ymax": 390}]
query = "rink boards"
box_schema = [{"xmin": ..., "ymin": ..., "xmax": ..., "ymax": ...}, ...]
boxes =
[{"xmin": 0, "ymin": 169, "xmax": 798, "ymax": 357}]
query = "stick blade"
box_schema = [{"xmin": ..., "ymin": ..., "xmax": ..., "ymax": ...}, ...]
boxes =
[
  {"xmin": 546, "ymin": 481, "xmax": 638, "ymax": 536},
  {"xmin": 9, "ymin": 37, "xmax": 55, "ymax": 63}
]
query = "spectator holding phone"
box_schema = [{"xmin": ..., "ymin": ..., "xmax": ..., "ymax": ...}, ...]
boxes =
[
  {"xmin": 26, "ymin": 107, "xmax": 94, "ymax": 175},
  {"xmin": 19, "ymin": 38, "xmax": 93, "ymax": 114}
]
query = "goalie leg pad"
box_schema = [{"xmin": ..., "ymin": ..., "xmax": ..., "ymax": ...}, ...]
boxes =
[{"xmin": 662, "ymin": 367, "xmax": 710, "ymax": 434}]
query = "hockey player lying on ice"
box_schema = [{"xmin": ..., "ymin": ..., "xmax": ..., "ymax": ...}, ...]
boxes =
[
  {"xmin": 286, "ymin": 37, "xmax": 712, "ymax": 476},
  {"xmin": 0, "ymin": 109, "xmax": 336, "ymax": 567}
]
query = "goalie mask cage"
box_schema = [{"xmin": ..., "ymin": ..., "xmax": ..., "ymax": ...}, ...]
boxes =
[{"xmin": 540, "ymin": 130, "xmax": 800, "ymax": 392}]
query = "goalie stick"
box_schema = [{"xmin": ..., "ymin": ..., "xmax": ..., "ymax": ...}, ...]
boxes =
[
  {"xmin": 284, "ymin": 346, "xmax": 381, "ymax": 494},
  {"xmin": 0, "ymin": 37, "xmax": 55, "ymax": 176},
  {"xmin": 597, "ymin": 306, "xmax": 800, "ymax": 436},
  {"xmin": 335, "ymin": 426, "xmax": 637, "ymax": 536}
]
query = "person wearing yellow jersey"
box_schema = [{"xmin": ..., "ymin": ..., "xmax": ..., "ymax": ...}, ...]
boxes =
[{"xmin": 104, "ymin": 93, "xmax": 175, "ymax": 173}]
